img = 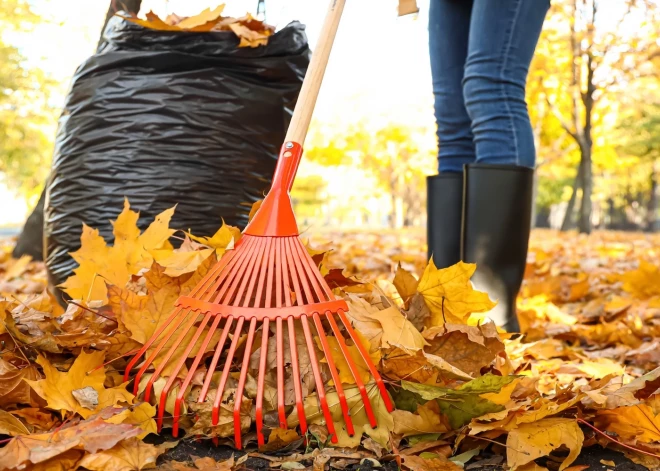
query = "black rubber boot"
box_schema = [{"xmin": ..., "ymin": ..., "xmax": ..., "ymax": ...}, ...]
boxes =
[
  {"xmin": 427, "ymin": 173, "xmax": 463, "ymax": 268},
  {"xmin": 461, "ymin": 164, "xmax": 534, "ymax": 332}
]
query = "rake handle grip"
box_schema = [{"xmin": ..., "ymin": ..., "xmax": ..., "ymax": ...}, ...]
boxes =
[{"xmin": 284, "ymin": 0, "xmax": 346, "ymax": 145}]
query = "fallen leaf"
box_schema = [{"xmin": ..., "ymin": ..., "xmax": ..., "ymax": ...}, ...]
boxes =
[
  {"xmin": 26, "ymin": 351, "xmax": 107, "ymax": 418},
  {"xmin": 417, "ymin": 261, "xmax": 497, "ymax": 325},
  {"xmin": 401, "ymin": 453, "xmax": 462, "ymax": 471},
  {"xmin": 0, "ymin": 409, "xmax": 29, "ymax": 436},
  {"xmin": 0, "ymin": 417, "xmax": 141, "ymax": 470},
  {"xmin": 506, "ymin": 418, "xmax": 584, "ymax": 471},
  {"xmin": 393, "ymin": 264, "xmax": 419, "ymax": 306},
  {"xmin": 595, "ymin": 403, "xmax": 660, "ymax": 443},
  {"xmin": 78, "ymin": 437, "xmax": 174, "ymax": 471}
]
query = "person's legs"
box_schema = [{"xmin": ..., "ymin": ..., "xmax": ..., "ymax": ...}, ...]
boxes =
[
  {"xmin": 461, "ymin": 0, "xmax": 549, "ymax": 332},
  {"xmin": 463, "ymin": 0, "xmax": 549, "ymax": 167},
  {"xmin": 427, "ymin": 0, "xmax": 474, "ymax": 265},
  {"xmin": 429, "ymin": 0, "xmax": 474, "ymax": 174}
]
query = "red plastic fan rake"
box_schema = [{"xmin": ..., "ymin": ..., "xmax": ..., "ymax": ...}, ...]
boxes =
[{"xmin": 124, "ymin": 0, "xmax": 393, "ymax": 449}]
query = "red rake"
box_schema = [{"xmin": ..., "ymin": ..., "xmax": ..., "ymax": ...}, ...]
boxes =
[{"xmin": 124, "ymin": 0, "xmax": 393, "ymax": 449}]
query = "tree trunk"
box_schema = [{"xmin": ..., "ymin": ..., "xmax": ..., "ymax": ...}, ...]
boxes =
[
  {"xmin": 561, "ymin": 164, "xmax": 582, "ymax": 231},
  {"xmin": 97, "ymin": 0, "xmax": 143, "ymax": 50},
  {"xmin": 577, "ymin": 142, "xmax": 593, "ymax": 233}
]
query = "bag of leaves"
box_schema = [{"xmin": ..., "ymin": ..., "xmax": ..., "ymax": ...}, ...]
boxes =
[{"xmin": 43, "ymin": 12, "xmax": 310, "ymax": 294}]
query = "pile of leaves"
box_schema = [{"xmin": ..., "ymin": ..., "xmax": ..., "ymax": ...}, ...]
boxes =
[
  {"xmin": 121, "ymin": 5, "xmax": 275, "ymax": 48},
  {"xmin": 2, "ymin": 205, "xmax": 660, "ymax": 471}
]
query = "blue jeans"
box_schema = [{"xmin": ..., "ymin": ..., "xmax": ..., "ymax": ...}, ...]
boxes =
[{"xmin": 430, "ymin": 0, "xmax": 549, "ymax": 173}]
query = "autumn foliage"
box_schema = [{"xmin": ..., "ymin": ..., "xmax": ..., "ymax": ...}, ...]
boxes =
[{"xmin": 1, "ymin": 203, "xmax": 660, "ymax": 470}]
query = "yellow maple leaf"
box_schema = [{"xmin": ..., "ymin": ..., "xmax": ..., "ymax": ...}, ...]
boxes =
[
  {"xmin": 188, "ymin": 221, "xmax": 241, "ymax": 257},
  {"xmin": 622, "ymin": 260, "xmax": 660, "ymax": 299},
  {"xmin": 344, "ymin": 301, "xmax": 426, "ymax": 350},
  {"xmin": 506, "ymin": 418, "xmax": 583, "ymax": 471},
  {"xmin": 417, "ymin": 260, "xmax": 497, "ymax": 325},
  {"xmin": 595, "ymin": 404, "xmax": 660, "ymax": 443},
  {"xmin": 61, "ymin": 200, "xmax": 176, "ymax": 303},
  {"xmin": 77, "ymin": 437, "xmax": 171, "ymax": 471},
  {"xmin": 105, "ymin": 403, "xmax": 157, "ymax": 438},
  {"xmin": 154, "ymin": 248, "xmax": 215, "ymax": 277},
  {"xmin": 26, "ymin": 352, "xmax": 107, "ymax": 419},
  {"xmin": 392, "ymin": 400, "xmax": 449, "ymax": 437}
]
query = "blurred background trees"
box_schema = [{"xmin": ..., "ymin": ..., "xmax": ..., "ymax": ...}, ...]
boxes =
[
  {"xmin": 0, "ymin": 0, "xmax": 57, "ymax": 202},
  {"xmin": 1, "ymin": 0, "xmax": 660, "ymax": 232}
]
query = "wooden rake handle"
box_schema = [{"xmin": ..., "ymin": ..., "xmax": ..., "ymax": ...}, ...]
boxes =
[{"xmin": 285, "ymin": 0, "xmax": 346, "ymax": 144}]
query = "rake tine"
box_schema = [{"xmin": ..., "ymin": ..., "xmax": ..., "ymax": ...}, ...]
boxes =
[
  {"xmin": 287, "ymin": 317, "xmax": 307, "ymax": 436},
  {"xmin": 291, "ymin": 240, "xmax": 332, "ymax": 302},
  {"xmin": 124, "ymin": 307, "xmax": 185, "ymax": 383},
  {"xmin": 336, "ymin": 309, "xmax": 394, "ymax": 412},
  {"xmin": 287, "ymin": 239, "xmax": 315, "ymax": 305},
  {"xmin": 199, "ymin": 317, "xmax": 234, "ymax": 402},
  {"xmin": 234, "ymin": 317, "xmax": 257, "ymax": 449},
  {"xmin": 158, "ymin": 312, "xmax": 213, "ymax": 431},
  {"xmin": 264, "ymin": 240, "xmax": 276, "ymax": 309},
  {"xmin": 143, "ymin": 312, "xmax": 202, "ymax": 404},
  {"xmin": 172, "ymin": 314, "xmax": 224, "ymax": 437},
  {"xmin": 214, "ymin": 237, "xmax": 258, "ymax": 305},
  {"xmin": 241, "ymin": 238, "xmax": 266, "ymax": 307},
  {"xmin": 301, "ymin": 314, "xmax": 338, "ymax": 443},
  {"xmin": 188, "ymin": 247, "xmax": 237, "ymax": 299},
  {"xmin": 133, "ymin": 310, "xmax": 194, "ymax": 397},
  {"xmin": 233, "ymin": 238, "xmax": 264, "ymax": 307},
  {"xmin": 256, "ymin": 318, "xmax": 270, "ymax": 447},
  {"xmin": 276, "ymin": 317, "xmax": 286, "ymax": 429},
  {"xmin": 212, "ymin": 317, "xmax": 245, "ymax": 426},
  {"xmin": 276, "ymin": 239, "xmax": 285, "ymax": 308},
  {"xmin": 312, "ymin": 312, "xmax": 355, "ymax": 436},
  {"xmin": 199, "ymin": 243, "xmax": 247, "ymax": 302},
  {"xmin": 326, "ymin": 312, "xmax": 378, "ymax": 429}
]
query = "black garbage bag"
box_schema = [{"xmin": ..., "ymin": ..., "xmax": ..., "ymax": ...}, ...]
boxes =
[{"xmin": 44, "ymin": 15, "xmax": 310, "ymax": 292}]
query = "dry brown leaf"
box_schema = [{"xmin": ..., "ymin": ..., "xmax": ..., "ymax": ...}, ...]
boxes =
[{"xmin": 0, "ymin": 417, "xmax": 141, "ymax": 470}]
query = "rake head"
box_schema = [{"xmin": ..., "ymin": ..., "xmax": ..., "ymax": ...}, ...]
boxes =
[{"xmin": 124, "ymin": 228, "xmax": 394, "ymax": 448}]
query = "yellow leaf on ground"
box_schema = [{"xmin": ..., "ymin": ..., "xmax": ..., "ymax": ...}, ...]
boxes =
[
  {"xmin": 0, "ymin": 409, "xmax": 29, "ymax": 436},
  {"xmin": 401, "ymin": 453, "xmax": 462, "ymax": 471},
  {"xmin": 392, "ymin": 400, "xmax": 450, "ymax": 437},
  {"xmin": 507, "ymin": 418, "xmax": 583, "ymax": 471},
  {"xmin": 61, "ymin": 201, "xmax": 176, "ymax": 303},
  {"xmin": 287, "ymin": 384, "xmax": 393, "ymax": 449},
  {"xmin": 394, "ymin": 264, "xmax": 419, "ymax": 305},
  {"xmin": 77, "ymin": 437, "xmax": 170, "ymax": 471},
  {"xmin": 622, "ymin": 261, "xmax": 660, "ymax": 298},
  {"xmin": 26, "ymin": 351, "xmax": 107, "ymax": 418},
  {"xmin": 417, "ymin": 260, "xmax": 497, "ymax": 325},
  {"xmin": 0, "ymin": 417, "xmax": 140, "ymax": 470},
  {"xmin": 320, "ymin": 333, "xmax": 380, "ymax": 385},
  {"xmin": 156, "ymin": 248, "xmax": 215, "ymax": 277},
  {"xmin": 188, "ymin": 221, "xmax": 240, "ymax": 257},
  {"xmin": 595, "ymin": 404, "xmax": 660, "ymax": 443},
  {"xmin": 5, "ymin": 255, "xmax": 31, "ymax": 280},
  {"xmin": 106, "ymin": 403, "xmax": 157, "ymax": 438}
]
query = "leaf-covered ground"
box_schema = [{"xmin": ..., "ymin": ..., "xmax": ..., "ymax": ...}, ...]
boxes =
[{"xmin": 1, "ymin": 205, "xmax": 660, "ymax": 471}]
